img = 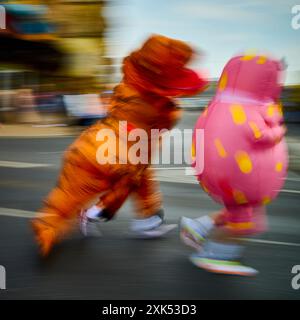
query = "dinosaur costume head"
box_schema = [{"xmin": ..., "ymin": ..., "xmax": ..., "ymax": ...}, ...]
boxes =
[{"xmin": 122, "ymin": 34, "xmax": 207, "ymax": 97}]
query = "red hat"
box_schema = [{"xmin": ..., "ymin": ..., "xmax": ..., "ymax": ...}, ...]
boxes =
[{"xmin": 123, "ymin": 34, "xmax": 207, "ymax": 97}]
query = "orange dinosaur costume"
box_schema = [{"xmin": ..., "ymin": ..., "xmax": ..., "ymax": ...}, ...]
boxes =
[{"xmin": 32, "ymin": 35, "xmax": 207, "ymax": 256}]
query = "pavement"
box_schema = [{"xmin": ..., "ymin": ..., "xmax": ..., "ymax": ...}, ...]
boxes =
[
  {"xmin": 0, "ymin": 112, "xmax": 300, "ymax": 299},
  {"xmin": 0, "ymin": 123, "xmax": 77, "ymax": 138}
]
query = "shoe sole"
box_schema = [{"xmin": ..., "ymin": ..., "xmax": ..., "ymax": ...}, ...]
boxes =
[
  {"xmin": 190, "ymin": 257, "xmax": 258, "ymax": 277},
  {"xmin": 130, "ymin": 224, "xmax": 177, "ymax": 239}
]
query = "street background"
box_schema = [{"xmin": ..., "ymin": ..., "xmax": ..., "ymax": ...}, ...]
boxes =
[
  {"xmin": 0, "ymin": 0, "xmax": 300, "ymax": 300},
  {"xmin": 0, "ymin": 112, "xmax": 300, "ymax": 299}
]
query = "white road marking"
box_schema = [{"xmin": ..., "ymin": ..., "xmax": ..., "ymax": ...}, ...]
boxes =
[
  {"xmin": 0, "ymin": 207, "xmax": 35, "ymax": 218},
  {"xmin": 0, "ymin": 207, "xmax": 300, "ymax": 248},
  {"xmin": 153, "ymin": 177, "xmax": 197, "ymax": 184},
  {"xmin": 32, "ymin": 124, "xmax": 68, "ymax": 128},
  {"xmin": 281, "ymin": 175, "xmax": 300, "ymax": 181},
  {"xmin": 151, "ymin": 167, "xmax": 190, "ymax": 170},
  {"xmin": 238, "ymin": 238, "xmax": 300, "ymax": 247},
  {"xmin": 281, "ymin": 189, "xmax": 300, "ymax": 195},
  {"xmin": 0, "ymin": 160, "xmax": 51, "ymax": 168},
  {"xmin": 155, "ymin": 176, "xmax": 300, "ymax": 193},
  {"xmin": 284, "ymin": 177, "xmax": 300, "ymax": 182},
  {"xmin": 0, "ymin": 134, "xmax": 74, "ymax": 138},
  {"xmin": 38, "ymin": 151, "xmax": 63, "ymax": 154},
  {"xmin": 151, "ymin": 167, "xmax": 300, "ymax": 194}
]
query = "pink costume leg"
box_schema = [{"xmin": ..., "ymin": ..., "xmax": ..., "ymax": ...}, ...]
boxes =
[{"xmin": 223, "ymin": 205, "xmax": 268, "ymax": 236}]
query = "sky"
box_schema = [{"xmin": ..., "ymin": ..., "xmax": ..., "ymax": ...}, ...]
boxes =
[{"xmin": 105, "ymin": 0, "xmax": 300, "ymax": 84}]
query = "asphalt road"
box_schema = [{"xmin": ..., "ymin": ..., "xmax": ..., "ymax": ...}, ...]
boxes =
[{"xmin": 0, "ymin": 113, "xmax": 300, "ymax": 299}]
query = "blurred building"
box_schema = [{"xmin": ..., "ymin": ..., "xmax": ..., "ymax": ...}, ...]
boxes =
[
  {"xmin": 0, "ymin": 2, "xmax": 62, "ymax": 70},
  {"xmin": 0, "ymin": 0, "xmax": 111, "ymax": 123},
  {"xmin": 47, "ymin": 0, "xmax": 111, "ymax": 88},
  {"xmin": 1, "ymin": 0, "xmax": 110, "ymax": 87}
]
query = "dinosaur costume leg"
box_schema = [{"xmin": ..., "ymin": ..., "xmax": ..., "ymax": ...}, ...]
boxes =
[
  {"xmin": 93, "ymin": 167, "xmax": 162, "ymax": 220},
  {"xmin": 95, "ymin": 174, "xmax": 139, "ymax": 220},
  {"xmin": 132, "ymin": 168, "xmax": 162, "ymax": 218},
  {"xmin": 32, "ymin": 160, "xmax": 111, "ymax": 256}
]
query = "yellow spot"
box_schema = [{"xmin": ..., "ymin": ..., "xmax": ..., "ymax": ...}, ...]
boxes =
[
  {"xmin": 214, "ymin": 138, "xmax": 227, "ymax": 158},
  {"xmin": 256, "ymin": 56, "xmax": 267, "ymax": 64},
  {"xmin": 191, "ymin": 141, "xmax": 196, "ymax": 159},
  {"xmin": 262, "ymin": 196, "xmax": 271, "ymax": 205},
  {"xmin": 233, "ymin": 190, "xmax": 248, "ymax": 204},
  {"xmin": 275, "ymin": 162, "xmax": 283, "ymax": 172},
  {"xmin": 218, "ymin": 72, "xmax": 228, "ymax": 91},
  {"xmin": 230, "ymin": 104, "xmax": 247, "ymax": 125},
  {"xmin": 227, "ymin": 221, "xmax": 254, "ymax": 231},
  {"xmin": 235, "ymin": 151, "xmax": 253, "ymax": 174},
  {"xmin": 202, "ymin": 108, "xmax": 208, "ymax": 117},
  {"xmin": 274, "ymin": 135, "xmax": 282, "ymax": 144},
  {"xmin": 248, "ymin": 121, "xmax": 262, "ymax": 139},
  {"xmin": 277, "ymin": 102, "xmax": 283, "ymax": 117},
  {"xmin": 240, "ymin": 55, "xmax": 256, "ymax": 61},
  {"xmin": 267, "ymin": 104, "xmax": 276, "ymax": 117},
  {"xmin": 200, "ymin": 181, "xmax": 209, "ymax": 193}
]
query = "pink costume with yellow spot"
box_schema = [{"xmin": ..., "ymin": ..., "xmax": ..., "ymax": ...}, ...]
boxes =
[{"xmin": 192, "ymin": 55, "xmax": 288, "ymax": 235}]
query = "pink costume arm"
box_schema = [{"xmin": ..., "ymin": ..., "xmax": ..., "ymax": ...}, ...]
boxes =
[{"xmin": 246, "ymin": 111, "xmax": 286, "ymax": 146}]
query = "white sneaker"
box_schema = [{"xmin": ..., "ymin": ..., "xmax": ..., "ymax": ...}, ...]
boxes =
[
  {"xmin": 79, "ymin": 206, "xmax": 104, "ymax": 237},
  {"xmin": 130, "ymin": 214, "xmax": 177, "ymax": 239},
  {"xmin": 180, "ymin": 216, "xmax": 214, "ymax": 250}
]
